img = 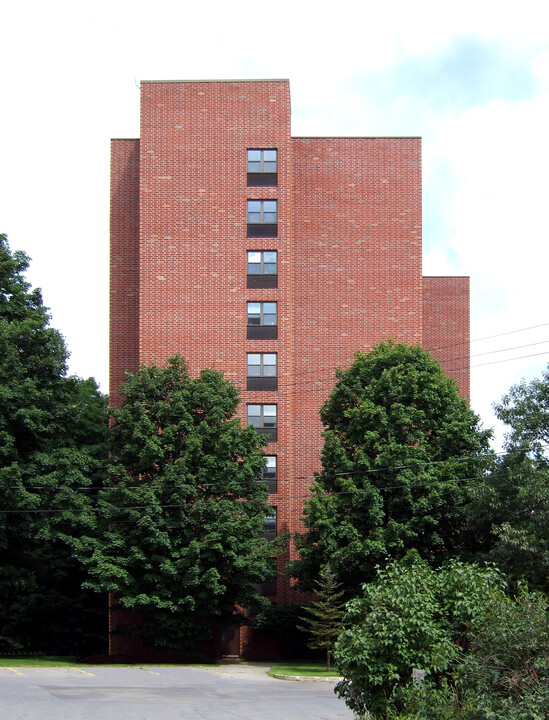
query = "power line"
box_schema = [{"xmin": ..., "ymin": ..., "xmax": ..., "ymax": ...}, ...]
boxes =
[
  {"xmin": 8, "ymin": 443, "xmax": 547, "ymax": 495},
  {"xmin": 445, "ymin": 339, "xmax": 549, "ymax": 363},
  {"xmin": 469, "ymin": 322, "xmax": 549, "ymax": 345},
  {"xmin": 4, "ymin": 445, "xmax": 546, "ymax": 514},
  {"xmin": 6, "ymin": 449, "xmax": 504, "ymax": 493},
  {"xmin": 212, "ymin": 321, "xmax": 549, "ymax": 389},
  {"xmin": 427, "ymin": 321, "xmax": 549, "ymax": 354},
  {"xmin": 0, "ymin": 465, "xmax": 540, "ymax": 515}
]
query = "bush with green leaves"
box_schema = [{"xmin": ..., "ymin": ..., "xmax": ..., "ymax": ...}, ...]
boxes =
[
  {"xmin": 453, "ymin": 587, "xmax": 549, "ymax": 720},
  {"xmin": 333, "ymin": 557, "xmax": 548, "ymax": 719}
]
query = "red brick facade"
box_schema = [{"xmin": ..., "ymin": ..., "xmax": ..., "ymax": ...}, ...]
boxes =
[
  {"xmin": 109, "ymin": 79, "xmax": 470, "ymax": 656},
  {"xmin": 422, "ymin": 276, "xmax": 470, "ymax": 400}
]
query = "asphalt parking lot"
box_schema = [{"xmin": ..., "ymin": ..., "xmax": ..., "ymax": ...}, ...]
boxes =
[{"xmin": 0, "ymin": 662, "xmax": 354, "ymax": 720}]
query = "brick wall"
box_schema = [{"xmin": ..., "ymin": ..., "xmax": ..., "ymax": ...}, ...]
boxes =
[
  {"xmin": 109, "ymin": 79, "xmax": 470, "ymax": 626},
  {"xmin": 422, "ymin": 276, "xmax": 470, "ymax": 400},
  {"xmin": 137, "ymin": 80, "xmax": 295, "ymax": 601},
  {"xmin": 288, "ymin": 137, "xmax": 423, "ymax": 594},
  {"xmin": 110, "ymin": 139, "xmax": 140, "ymax": 408}
]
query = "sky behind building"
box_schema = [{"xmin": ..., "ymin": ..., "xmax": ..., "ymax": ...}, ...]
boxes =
[{"xmin": 1, "ymin": 0, "xmax": 548, "ymax": 449}]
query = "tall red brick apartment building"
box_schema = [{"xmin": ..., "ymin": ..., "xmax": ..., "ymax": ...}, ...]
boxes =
[{"xmin": 110, "ymin": 79, "xmax": 469, "ymax": 656}]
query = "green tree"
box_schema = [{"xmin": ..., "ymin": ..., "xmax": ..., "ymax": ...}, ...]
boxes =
[
  {"xmin": 292, "ymin": 342, "xmax": 491, "ymax": 594},
  {"xmin": 298, "ymin": 566, "xmax": 345, "ymax": 671},
  {"xmin": 0, "ymin": 234, "xmax": 109, "ymax": 653},
  {"xmin": 467, "ymin": 453, "xmax": 549, "ymax": 592},
  {"xmin": 334, "ymin": 558, "xmax": 549, "ymax": 720},
  {"xmin": 466, "ymin": 368, "xmax": 549, "ymax": 591},
  {"xmin": 77, "ymin": 356, "xmax": 281, "ymax": 654},
  {"xmin": 0, "ymin": 233, "xmax": 71, "ymax": 466},
  {"xmin": 495, "ymin": 366, "xmax": 549, "ymax": 458}
]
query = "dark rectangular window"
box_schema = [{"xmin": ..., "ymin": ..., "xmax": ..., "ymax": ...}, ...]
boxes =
[
  {"xmin": 247, "ymin": 250, "xmax": 278, "ymax": 288},
  {"xmin": 247, "ymin": 353, "xmax": 277, "ymax": 391},
  {"xmin": 262, "ymin": 507, "xmax": 277, "ymax": 540},
  {"xmin": 247, "ymin": 302, "xmax": 277, "ymax": 340},
  {"xmin": 262, "ymin": 455, "xmax": 277, "ymax": 493},
  {"xmin": 247, "ymin": 149, "xmax": 278, "ymax": 187},
  {"xmin": 254, "ymin": 579, "xmax": 277, "ymax": 596},
  {"xmin": 247, "ymin": 404, "xmax": 277, "ymax": 442},
  {"xmin": 247, "ymin": 200, "xmax": 277, "ymax": 238},
  {"xmin": 252, "ymin": 557, "xmax": 277, "ymax": 596}
]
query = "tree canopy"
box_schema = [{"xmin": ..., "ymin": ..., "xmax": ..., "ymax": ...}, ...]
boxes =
[
  {"xmin": 77, "ymin": 356, "xmax": 281, "ymax": 653},
  {"xmin": 0, "ymin": 234, "xmax": 108, "ymax": 653},
  {"xmin": 495, "ymin": 366, "xmax": 549, "ymax": 458},
  {"xmin": 466, "ymin": 365, "xmax": 549, "ymax": 591},
  {"xmin": 292, "ymin": 342, "xmax": 492, "ymax": 593},
  {"xmin": 0, "ymin": 233, "xmax": 70, "ymax": 465}
]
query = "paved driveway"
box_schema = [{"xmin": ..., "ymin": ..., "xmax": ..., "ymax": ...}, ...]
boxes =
[{"xmin": 0, "ymin": 663, "xmax": 354, "ymax": 720}]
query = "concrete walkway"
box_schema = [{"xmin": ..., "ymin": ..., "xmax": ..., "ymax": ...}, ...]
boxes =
[{"xmin": 206, "ymin": 659, "xmax": 342, "ymax": 683}]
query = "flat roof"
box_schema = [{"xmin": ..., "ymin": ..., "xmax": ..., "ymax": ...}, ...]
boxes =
[
  {"xmin": 140, "ymin": 78, "xmax": 289, "ymax": 84},
  {"xmin": 293, "ymin": 136, "xmax": 421, "ymax": 140}
]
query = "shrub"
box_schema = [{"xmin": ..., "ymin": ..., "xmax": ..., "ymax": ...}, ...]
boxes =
[{"xmin": 333, "ymin": 557, "xmax": 548, "ymax": 719}]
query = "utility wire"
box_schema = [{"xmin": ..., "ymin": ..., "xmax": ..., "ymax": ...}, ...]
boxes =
[
  {"xmin": 5, "ymin": 448, "xmax": 507, "ymax": 493},
  {"xmin": 0, "ymin": 466, "xmax": 539, "ymax": 515},
  {"xmin": 8, "ymin": 443, "xmax": 548, "ymax": 494},
  {"xmin": 223, "ymin": 321, "xmax": 549, "ymax": 387},
  {"xmin": 3, "ymin": 451, "xmax": 546, "ymax": 515}
]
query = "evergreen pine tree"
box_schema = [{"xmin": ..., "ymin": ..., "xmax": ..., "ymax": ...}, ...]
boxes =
[{"xmin": 298, "ymin": 566, "xmax": 345, "ymax": 671}]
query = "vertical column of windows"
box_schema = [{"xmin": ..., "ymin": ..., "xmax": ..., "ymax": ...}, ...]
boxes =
[{"xmin": 245, "ymin": 151, "xmax": 280, "ymax": 551}]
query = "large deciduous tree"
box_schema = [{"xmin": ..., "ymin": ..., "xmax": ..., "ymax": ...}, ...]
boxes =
[
  {"xmin": 495, "ymin": 366, "xmax": 549, "ymax": 457},
  {"xmin": 292, "ymin": 342, "xmax": 491, "ymax": 594},
  {"xmin": 0, "ymin": 233, "xmax": 108, "ymax": 653},
  {"xmin": 77, "ymin": 356, "xmax": 280, "ymax": 654},
  {"xmin": 466, "ymin": 366, "xmax": 549, "ymax": 591}
]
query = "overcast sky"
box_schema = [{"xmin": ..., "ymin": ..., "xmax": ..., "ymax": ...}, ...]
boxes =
[{"xmin": 1, "ymin": 0, "xmax": 548, "ymax": 450}]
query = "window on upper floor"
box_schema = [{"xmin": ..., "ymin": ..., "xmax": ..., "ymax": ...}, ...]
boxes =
[
  {"xmin": 262, "ymin": 507, "xmax": 277, "ymax": 540},
  {"xmin": 247, "ymin": 200, "xmax": 277, "ymax": 238},
  {"xmin": 247, "ymin": 250, "xmax": 278, "ymax": 289},
  {"xmin": 262, "ymin": 455, "xmax": 277, "ymax": 493},
  {"xmin": 247, "ymin": 353, "xmax": 277, "ymax": 391},
  {"xmin": 247, "ymin": 302, "xmax": 277, "ymax": 340},
  {"xmin": 247, "ymin": 149, "xmax": 278, "ymax": 187},
  {"xmin": 247, "ymin": 404, "xmax": 277, "ymax": 442}
]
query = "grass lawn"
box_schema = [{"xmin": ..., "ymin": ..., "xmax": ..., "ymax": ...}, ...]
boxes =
[
  {"xmin": 0, "ymin": 656, "xmax": 80, "ymax": 667},
  {"xmin": 0, "ymin": 656, "xmax": 218, "ymax": 668},
  {"xmin": 269, "ymin": 661, "xmax": 341, "ymax": 677}
]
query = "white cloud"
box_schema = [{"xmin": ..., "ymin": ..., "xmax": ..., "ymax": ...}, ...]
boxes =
[{"xmin": 422, "ymin": 77, "xmax": 549, "ymax": 445}]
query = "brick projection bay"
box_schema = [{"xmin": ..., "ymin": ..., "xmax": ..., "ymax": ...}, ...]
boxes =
[{"xmin": 110, "ymin": 79, "xmax": 470, "ymax": 657}]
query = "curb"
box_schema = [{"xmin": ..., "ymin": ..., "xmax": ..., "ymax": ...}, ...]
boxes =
[{"xmin": 271, "ymin": 673, "xmax": 342, "ymax": 683}]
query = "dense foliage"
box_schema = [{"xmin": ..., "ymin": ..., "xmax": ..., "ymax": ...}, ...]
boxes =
[
  {"xmin": 292, "ymin": 342, "xmax": 491, "ymax": 594},
  {"xmin": 77, "ymin": 356, "xmax": 281, "ymax": 653},
  {"xmin": 467, "ymin": 451, "xmax": 549, "ymax": 592},
  {"xmin": 2, "ymin": 227, "xmax": 548, "ymax": 674},
  {"xmin": 334, "ymin": 557, "xmax": 549, "ymax": 719},
  {"xmin": 495, "ymin": 368, "xmax": 549, "ymax": 458},
  {"xmin": 466, "ymin": 365, "xmax": 549, "ymax": 591},
  {"xmin": 0, "ymin": 234, "xmax": 108, "ymax": 653}
]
